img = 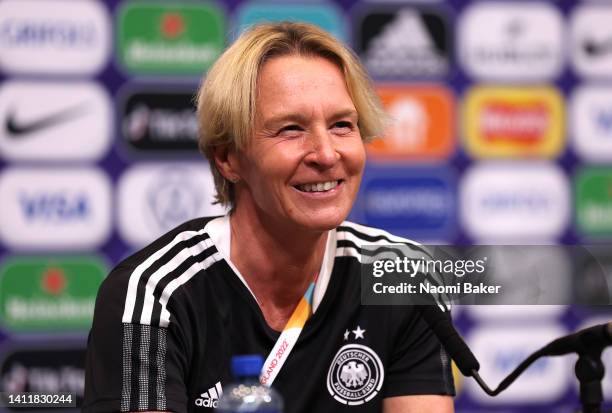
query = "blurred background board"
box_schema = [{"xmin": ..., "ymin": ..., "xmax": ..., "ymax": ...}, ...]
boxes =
[{"xmin": 0, "ymin": 0, "xmax": 611, "ymax": 411}]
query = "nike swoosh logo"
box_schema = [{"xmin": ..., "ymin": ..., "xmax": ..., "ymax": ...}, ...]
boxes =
[
  {"xmin": 583, "ymin": 36, "xmax": 612, "ymax": 57},
  {"xmin": 5, "ymin": 103, "xmax": 90, "ymax": 137}
]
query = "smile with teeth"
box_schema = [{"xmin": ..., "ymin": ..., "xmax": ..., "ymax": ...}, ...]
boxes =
[{"xmin": 296, "ymin": 180, "xmax": 341, "ymax": 193}]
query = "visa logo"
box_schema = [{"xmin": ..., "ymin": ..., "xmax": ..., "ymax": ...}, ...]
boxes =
[
  {"xmin": 19, "ymin": 193, "xmax": 89, "ymax": 220},
  {"xmin": 495, "ymin": 352, "xmax": 549, "ymax": 374},
  {"xmin": 595, "ymin": 108, "xmax": 612, "ymax": 133}
]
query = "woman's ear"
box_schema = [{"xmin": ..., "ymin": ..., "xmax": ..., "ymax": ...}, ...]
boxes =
[{"xmin": 212, "ymin": 145, "xmax": 241, "ymax": 183}]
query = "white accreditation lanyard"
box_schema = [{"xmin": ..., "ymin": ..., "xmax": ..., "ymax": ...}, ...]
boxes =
[{"xmin": 259, "ymin": 278, "xmax": 317, "ymax": 387}]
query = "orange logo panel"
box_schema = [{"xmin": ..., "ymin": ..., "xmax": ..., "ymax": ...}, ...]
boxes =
[{"xmin": 368, "ymin": 85, "xmax": 454, "ymax": 159}]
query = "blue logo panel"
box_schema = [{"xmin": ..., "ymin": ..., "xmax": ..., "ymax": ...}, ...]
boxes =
[
  {"xmin": 351, "ymin": 166, "xmax": 456, "ymax": 241},
  {"xmin": 234, "ymin": 3, "xmax": 346, "ymax": 41}
]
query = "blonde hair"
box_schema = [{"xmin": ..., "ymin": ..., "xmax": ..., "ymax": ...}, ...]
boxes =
[{"xmin": 196, "ymin": 21, "xmax": 387, "ymax": 207}]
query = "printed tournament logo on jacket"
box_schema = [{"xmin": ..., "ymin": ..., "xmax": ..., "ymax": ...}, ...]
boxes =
[{"xmin": 327, "ymin": 325, "xmax": 384, "ymax": 405}]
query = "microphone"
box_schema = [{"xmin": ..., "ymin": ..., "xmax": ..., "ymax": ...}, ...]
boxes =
[
  {"xmin": 418, "ymin": 300, "xmax": 612, "ymax": 406},
  {"xmin": 418, "ymin": 306, "xmax": 480, "ymax": 377},
  {"xmin": 540, "ymin": 322, "xmax": 612, "ymax": 356}
]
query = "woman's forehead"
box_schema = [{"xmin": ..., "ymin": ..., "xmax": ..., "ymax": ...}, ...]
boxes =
[{"xmin": 255, "ymin": 55, "xmax": 356, "ymax": 120}]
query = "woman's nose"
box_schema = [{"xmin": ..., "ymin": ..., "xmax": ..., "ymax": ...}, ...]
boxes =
[{"xmin": 304, "ymin": 128, "xmax": 340, "ymax": 168}]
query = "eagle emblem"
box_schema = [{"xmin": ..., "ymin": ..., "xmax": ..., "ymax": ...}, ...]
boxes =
[
  {"xmin": 327, "ymin": 344, "xmax": 384, "ymax": 405},
  {"xmin": 340, "ymin": 361, "xmax": 367, "ymax": 387}
]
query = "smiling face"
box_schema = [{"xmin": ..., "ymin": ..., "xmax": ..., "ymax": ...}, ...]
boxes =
[{"xmin": 228, "ymin": 55, "xmax": 366, "ymax": 233}]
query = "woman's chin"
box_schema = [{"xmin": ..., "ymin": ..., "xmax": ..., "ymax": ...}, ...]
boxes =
[{"xmin": 291, "ymin": 209, "xmax": 349, "ymax": 233}]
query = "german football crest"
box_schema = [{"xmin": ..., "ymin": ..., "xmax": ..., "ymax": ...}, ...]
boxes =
[{"xmin": 326, "ymin": 343, "xmax": 384, "ymax": 405}]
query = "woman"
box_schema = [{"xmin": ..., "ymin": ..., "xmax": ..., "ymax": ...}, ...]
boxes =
[{"xmin": 84, "ymin": 22, "xmax": 454, "ymax": 413}]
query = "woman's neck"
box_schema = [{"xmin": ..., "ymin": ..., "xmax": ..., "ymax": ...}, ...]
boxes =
[{"xmin": 228, "ymin": 207, "xmax": 327, "ymax": 330}]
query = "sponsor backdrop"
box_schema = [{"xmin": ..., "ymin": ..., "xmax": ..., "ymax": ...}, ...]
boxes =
[{"xmin": 0, "ymin": 0, "xmax": 611, "ymax": 411}]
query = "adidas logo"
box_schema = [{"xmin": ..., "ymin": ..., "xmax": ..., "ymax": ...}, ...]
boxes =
[
  {"xmin": 363, "ymin": 10, "xmax": 448, "ymax": 77},
  {"xmin": 194, "ymin": 381, "xmax": 223, "ymax": 408}
]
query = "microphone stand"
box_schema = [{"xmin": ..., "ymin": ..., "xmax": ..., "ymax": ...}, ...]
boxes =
[
  {"xmin": 418, "ymin": 245, "xmax": 612, "ymax": 410},
  {"xmin": 467, "ymin": 323, "xmax": 611, "ymax": 413},
  {"xmin": 575, "ymin": 348, "xmax": 605, "ymax": 413},
  {"xmin": 418, "ymin": 306, "xmax": 611, "ymax": 413},
  {"xmin": 470, "ymin": 351, "xmax": 606, "ymax": 413}
]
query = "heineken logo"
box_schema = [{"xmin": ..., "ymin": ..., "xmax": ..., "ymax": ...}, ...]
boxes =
[
  {"xmin": 161, "ymin": 13, "xmax": 185, "ymax": 39},
  {"xmin": 0, "ymin": 257, "xmax": 106, "ymax": 333},
  {"xmin": 117, "ymin": 3, "xmax": 225, "ymax": 74},
  {"xmin": 576, "ymin": 168, "xmax": 612, "ymax": 236},
  {"xmin": 41, "ymin": 268, "xmax": 66, "ymax": 295}
]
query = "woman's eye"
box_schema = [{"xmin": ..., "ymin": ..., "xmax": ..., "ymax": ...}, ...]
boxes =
[
  {"xmin": 332, "ymin": 121, "xmax": 353, "ymax": 132},
  {"xmin": 278, "ymin": 125, "xmax": 303, "ymax": 135}
]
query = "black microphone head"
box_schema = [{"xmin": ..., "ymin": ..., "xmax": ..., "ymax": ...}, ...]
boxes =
[
  {"xmin": 542, "ymin": 321, "xmax": 612, "ymax": 356},
  {"xmin": 418, "ymin": 305, "xmax": 480, "ymax": 377}
]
